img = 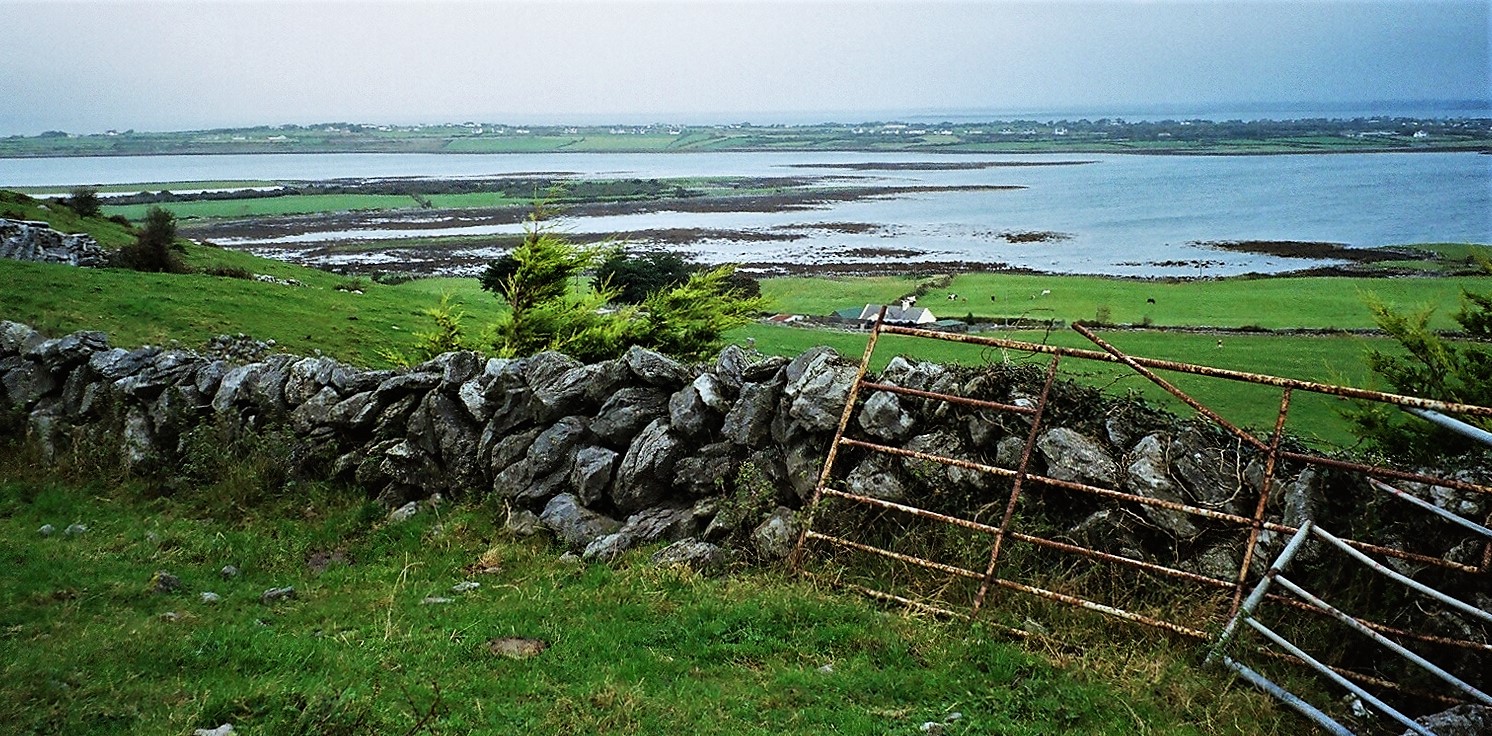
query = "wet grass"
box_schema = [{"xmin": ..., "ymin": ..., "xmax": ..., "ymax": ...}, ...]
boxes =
[{"xmin": 0, "ymin": 445, "xmax": 1296, "ymax": 736}]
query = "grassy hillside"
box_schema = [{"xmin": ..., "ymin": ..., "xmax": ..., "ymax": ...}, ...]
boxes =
[
  {"xmin": 0, "ymin": 257, "xmax": 503, "ymax": 367},
  {"xmin": 1, "ymin": 190, "xmax": 137, "ymax": 248},
  {"xmin": 0, "ymin": 445, "xmax": 1301, "ymax": 735}
]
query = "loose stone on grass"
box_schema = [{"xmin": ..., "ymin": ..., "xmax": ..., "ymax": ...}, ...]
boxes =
[
  {"xmin": 389, "ymin": 500, "xmax": 419, "ymax": 522},
  {"xmin": 261, "ymin": 586, "xmax": 297, "ymax": 603},
  {"xmin": 149, "ymin": 571, "xmax": 182, "ymax": 594}
]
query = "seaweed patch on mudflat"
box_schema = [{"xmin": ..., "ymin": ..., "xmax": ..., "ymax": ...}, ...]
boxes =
[
  {"xmin": 1191, "ymin": 240, "xmax": 1413, "ymax": 262},
  {"xmin": 783, "ymin": 160, "xmax": 1098, "ymax": 171}
]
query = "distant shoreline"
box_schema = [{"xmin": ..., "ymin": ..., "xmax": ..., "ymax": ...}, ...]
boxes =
[{"xmin": 3, "ymin": 116, "xmax": 1488, "ymax": 159}]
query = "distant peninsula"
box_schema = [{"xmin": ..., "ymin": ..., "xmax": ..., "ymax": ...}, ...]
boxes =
[{"xmin": 3, "ymin": 116, "xmax": 1489, "ymax": 157}]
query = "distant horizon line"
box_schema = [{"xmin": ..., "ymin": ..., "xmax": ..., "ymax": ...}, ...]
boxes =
[{"xmin": 9, "ymin": 99, "xmax": 1491, "ymax": 138}]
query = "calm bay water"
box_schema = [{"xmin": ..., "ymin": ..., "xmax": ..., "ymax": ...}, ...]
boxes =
[{"xmin": 3, "ymin": 151, "xmax": 1488, "ymax": 276}]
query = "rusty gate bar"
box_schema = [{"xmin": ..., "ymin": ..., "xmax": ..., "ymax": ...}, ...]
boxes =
[
  {"xmin": 805, "ymin": 530, "xmax": 986, "ymax": 580},
  {"xmin": 827, "ymin": 474, "xmax": 1237, "ymax": 589},
  {"xmin": 987, "ymin": 576, "xmax": 1212, "ymax": 639},
  {"xmin": 840, "ymin": 437, "xmax": 1480, "ymax": 573},
  {"xmin": 859, "ymin": 380, "xmax": 1039, "ymax": 415},
  {"xmin": 806, "ymin": 527, "xmax": 1213, "ymax": 639},
  {"xmin": 1073, "ymin": 323, "xmax": 1271, "ymax": 452},
  {"xmin": 793, "ymin": 315, "xmax": 1492, "ymax": 720},
  {"xmin": 876, "ymin": 324, "xmax": 1492, "ymax": 418},
  {"xmin": 1279, "ymin": 450, "xmax": 1492, "ymax": 499},
  {"xmin": 1233, "ymin": 387, "xmax": 1294, "ymax": 617},
  {"xmin": 973, "ymin": 355, "xmax": 1062, "ymax": 613},
  {"xmin": 791, "ymin": 308, "xmax": 887, "ymax": 568},
  {"xmin": 804, "ymin": 573, "xmax": 970, "ymax": 620}
]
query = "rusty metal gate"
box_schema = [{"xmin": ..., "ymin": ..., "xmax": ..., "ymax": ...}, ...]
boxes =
[{"xmin": 791, "ymin": 315, "xmax": 1492, "ymax": 719}]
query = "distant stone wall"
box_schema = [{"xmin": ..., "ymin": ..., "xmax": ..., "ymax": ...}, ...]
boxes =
[
  {"xmin": 0, "ymin": 219, "xmax": 107, "ymax": 267},
  {"xmin": 0, "ymin": 320, "xmax": 1484, "ymax": 582}
]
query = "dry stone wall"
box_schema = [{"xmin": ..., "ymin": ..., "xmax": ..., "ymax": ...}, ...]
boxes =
[
  {"xmin": 0, "ymin": 219, "xmax": 107, "ymax": 267},
  {"xmin": 1, "ymin": 320, "xmax": 1486, "ymax": 585}
]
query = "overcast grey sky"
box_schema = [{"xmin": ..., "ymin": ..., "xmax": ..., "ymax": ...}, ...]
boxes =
[{"xmin": 1, "ymin": 0, "xmax": 1487, "ymax": 134}]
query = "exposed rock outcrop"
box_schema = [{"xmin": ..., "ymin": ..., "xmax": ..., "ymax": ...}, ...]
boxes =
[{"xmin": 0, "ymin": 219, "xmax": 107, "ymax": 267}]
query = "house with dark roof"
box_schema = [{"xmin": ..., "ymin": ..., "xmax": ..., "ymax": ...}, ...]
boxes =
[{"xmin": 856, "ymin": 299, "xmax": 936, "ymax": 326}]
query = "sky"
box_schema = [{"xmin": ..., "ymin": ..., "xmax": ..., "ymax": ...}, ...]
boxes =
[{"xmin": 0, "ymin": 0, "xmax": 1488, "ymax": 135}]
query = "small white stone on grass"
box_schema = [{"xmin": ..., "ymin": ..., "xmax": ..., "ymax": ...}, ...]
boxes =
[
  {"xmin": 64, "ymin": 523, "xmax": 87, "ymax": 536},
  {"xmin": 817, "ymin": 664, "xmax": 834, "ymax": 674},
  {"xmin": 38, "ymin": 524, "xmax": 55, "ymax": 536},
  {"xmin": 220, "ymin": 565, "xmax": 239, "ymax": 579},
  {"xmin": 451, "ymin": 581, "xmax": 480, "ymax": 593},
  {"xmin": 421, "ymin": 597, "xmax": 453, "ymax": 605},
  {"xmin": 389, "ymin": 501, "xmax": 419, "ymax": 522},
  {"xmin": 192, "ymin": 725, "xmax": 234, "ymax": 736},
  {"xmin": 200, "ymin": 592, "xmax": 221, "ymax": 604}
]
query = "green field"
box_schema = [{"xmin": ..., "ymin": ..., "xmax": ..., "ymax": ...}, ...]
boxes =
[
  {"xmin": 764, "ymin": 269, "xmax": 1488, "ymax": 331},
  {"xmin": 0, "ymin": 452, "xmax": 1300, "ymax": 735}
]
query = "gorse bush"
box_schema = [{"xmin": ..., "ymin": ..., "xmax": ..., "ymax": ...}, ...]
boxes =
[
  {"xmin": 477, "ymin": 209, "xmax": 764, "ymax": 362},
  {"xmin": 1350, "ymin": 255, "xmax": 1492, "ymax": 460},
  {"xmin": 65, "ymin": 187, "xmax": 102, "ymax": 218},
  {"xmin": 112, "ymin": 206, "xmax": 190, "ymax": 273}
]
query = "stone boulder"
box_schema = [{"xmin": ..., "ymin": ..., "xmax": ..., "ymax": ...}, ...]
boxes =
[
  {"xmin": 751, "ymin": 506, "xmax": 800, "ymax": 560},
  {"xmin": 582, "ymin": 505, "xmax": 697, "ymax": 563},
  {"xmin": 858, "ymin": 390, "xmax": 914, "ymax": 441},
  {"xmin": 612, "ymin": 418, "xmax": 686, "ymax": 513},
  {"xmin": 1124, "ymin": 433, "xmax": 1200, "ymax": 538},
  {"xmin": 540, "ymin": 493, "xmax": 622, "ymax": 550},
  {"xmin": 782, "ymin": 347, "xmax": 857, "ymax": 432},
  {"xmin": 1037, "ymin": 427, "xmax": 1119, "ymax": 488}
]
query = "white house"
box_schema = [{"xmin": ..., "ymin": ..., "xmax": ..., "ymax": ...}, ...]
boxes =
[{"xmin": 857, "ymin": 300, "xmax": 936, "ymax": 326}]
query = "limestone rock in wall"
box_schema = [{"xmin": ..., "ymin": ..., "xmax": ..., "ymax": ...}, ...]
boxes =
[
  {"xmin": 1124, "ymin": 432, "xmax": 1201, "ymax": 538},
  {"xmin": 612, "ymin": 418, "xmax": 685, "ymax": 513},
  {"xmin": 1037, "ymin": 427, "xmax": 1119, "ymax": 488},
  {"xmin": 540, "ymin": 493, "xmax": 621, "ymax": 549},
  {"xmin": 783, "ymin": 347, "xmax": 857, "ymax": 432},
  {"xmin": 0, "ymin": 219, "xmax": 107, "ymax": 268}
]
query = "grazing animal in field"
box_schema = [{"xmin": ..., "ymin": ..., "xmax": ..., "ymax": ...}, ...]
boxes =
[{"xmin": 1146, "ymin": 297, "xmax": 1156, "ymax": 305}]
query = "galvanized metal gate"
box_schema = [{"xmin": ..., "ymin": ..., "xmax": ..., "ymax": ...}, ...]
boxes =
[{"xmin": 791, "ymin": 315, "xmax": 1492, "ymax": 725}]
